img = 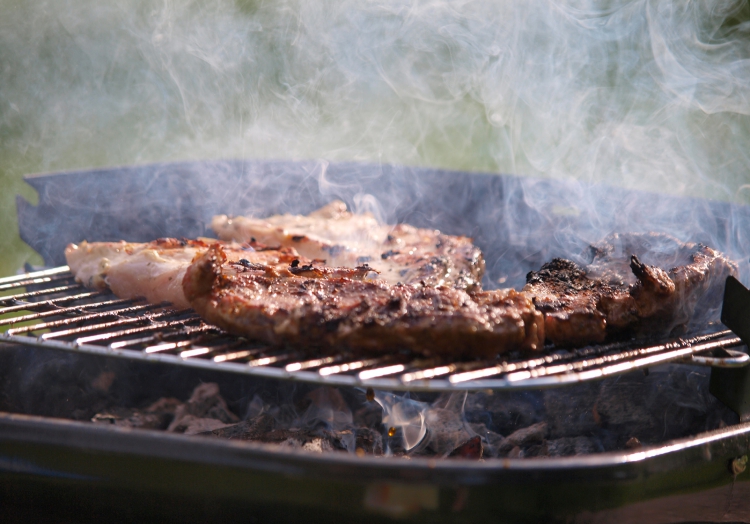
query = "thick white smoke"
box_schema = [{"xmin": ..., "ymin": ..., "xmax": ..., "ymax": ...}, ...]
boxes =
[{"xmin": 1, "ymin": 0, "xmax": 749, "ymax": 273}]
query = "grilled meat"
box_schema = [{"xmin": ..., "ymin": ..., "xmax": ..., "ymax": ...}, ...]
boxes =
[
  {"xmin": 65, "ymin": 235, "xmax": 542, "ymax": 357},
  {"xmin": 183, "ymin": 244, "xmax": 544, "ymax": 357},
  {"xmin": 211, "ymin": 201, "xmax": 485, "ymax": 290},
  {"xmin": 66, "ymin": 227, "xmax": 735, "ymax": 355},
  {"xmin": 65, "ymin": 238, "xmax": 302, "ymax": 309},
  {"xmin": 524, "ymin": 233, "xmax": 738, "ymax": 346}
]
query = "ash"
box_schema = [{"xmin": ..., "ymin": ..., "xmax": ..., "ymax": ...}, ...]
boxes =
[
  {"xmin": 0, "ymin": 346, "xmax": 738, "ymax": 460},
  {"xmin": 463, "ymin": 363, "xmax": 739, "ymax": 458}
]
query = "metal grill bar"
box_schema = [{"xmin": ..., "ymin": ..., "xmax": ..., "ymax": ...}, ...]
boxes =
[
  {"xmin": 107, "ymin": 324, "xmax": 217, "ymax": 348},
  {"xmin": 0, "ymin": 290, "xmax": 102, "ymax": 315},
  {"xmin": 319, "ymin": 357, "xmax": 395, "ymax": 376},
  {"xmin": 7, "ymin": 301, "xmax": 166, "ymax": 336},
  {"xmin": 0, "ymin": 266, "xmax": 70, "ymax": 285},
  {"xmin": 0, "ymin": 271, "xmax": 73, "ymax": 292},
  {"xmin": 0, "ymin": 297, "xmax": 134, "ymax": 327},
  {"xmin": 448, "ymin": 331, "xmax": 738, "ymax": 384},
  {"xmin": 214, "ymin": 348, "xmax": 267, "ymax": 363},
  {"xmin": 1, "ymin": 267, "xmax": 748, "ymax": 392},
  {"xmin": 0, "ymin": 284, "xmax": 88, "ymax": 305}
]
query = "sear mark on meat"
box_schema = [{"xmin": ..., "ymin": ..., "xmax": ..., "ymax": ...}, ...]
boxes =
[
  {"xmin": 524, "ymin": 233, "xmax": 738, "ymax": 346},
  {"xmin": 183, "ymin": 244, "xmax": 544, "ymax": 358}
]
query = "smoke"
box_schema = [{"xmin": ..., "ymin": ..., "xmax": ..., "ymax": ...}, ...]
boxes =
[
  {"xmin": 1, "ymin": 1, "xmax": 749, "ymax": 185},
  {"xmin": 3, "ymin": 1, "xmax": 749, "ymax": 461}
]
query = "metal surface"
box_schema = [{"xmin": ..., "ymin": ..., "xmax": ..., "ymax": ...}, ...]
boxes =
[
  {"xmin": 723, "ymin": 275, "xmax": 750, "ymax": 346},
  {"xmin": 1, "ymin": 411, "xmax": 750, "ymax": 523},
  {"xmin": 16, "ymin": 160, "xmax": 750, "ymax": 291},
  {"xmin": 6, "ymin": 161, "xmax": 750, "ymax": 522},
  {"xmin": 708, "ymin": 276, "xmax": 750, "ymax": 420},
  {"xmin": 2, "ymin": 267, "xmax": 747, "ymax": 392},
  {"xmin": 683, "ymin": 348, "xmax": 750, "ymax": 367}
]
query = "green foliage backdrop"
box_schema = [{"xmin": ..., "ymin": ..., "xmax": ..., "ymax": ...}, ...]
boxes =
[{"xmin": 2, "ymin": 0, "xmax": 750, "ymax": 276}]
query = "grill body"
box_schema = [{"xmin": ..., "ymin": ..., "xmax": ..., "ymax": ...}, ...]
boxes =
[
  {"xmin": 17, "ymin": 159, "xmax": 750, "ymax": 288},
  {"xmin": 2, "ymin": 336, "xmax": 750, "ymax": 524},
  {"xmin": 4, "ymin": 160, "xmax": 750, "ymax": 522},
  {"xmin": 2, "ymin": 395, "xmax": 750, "ymax": 523}
]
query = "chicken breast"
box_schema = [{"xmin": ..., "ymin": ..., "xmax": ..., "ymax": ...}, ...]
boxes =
[
  {"xmin": 65, "ymin": 238, "xmax": 302, "ymax": 309},
  {"xmin": 211, "ymin": 201, "xmax": 485, "ymax": 290},
  {"xmin": 183, "ymin": 244, "xmax": 544, "ymax": 357}
]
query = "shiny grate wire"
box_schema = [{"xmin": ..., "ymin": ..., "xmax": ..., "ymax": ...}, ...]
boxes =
[{"xmin": 1, "ymin": 267, "xmax": 747, "ymax": 392}]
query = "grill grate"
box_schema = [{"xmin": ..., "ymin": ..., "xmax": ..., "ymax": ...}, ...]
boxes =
[{"xmin": 1, "ymin": 267, "xmax": 748, "ymax": 391}]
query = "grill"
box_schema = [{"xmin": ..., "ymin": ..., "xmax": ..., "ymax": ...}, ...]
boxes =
[
  {"xmin": 5, "ymin": 160, "xmax": 750, "ymax": 523},
  {"xmin": 2, "ymin": 266, "xmax": 748, "ymax": 392}
]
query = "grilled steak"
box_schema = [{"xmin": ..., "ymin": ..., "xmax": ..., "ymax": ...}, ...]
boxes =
[
  {"xmin": 211, "ymin": 201, "xmax": 485, "ymax": 290},
  {"xmin": 524, "ymin": 233, "xmax": 738, "ymax": 346},
  {"xmin": 66, "ymin": 227, "xmax": 734, "ymax": 355},
  {"xmin": 183, "ymin": 244, "xmax": 544, "ymax": 357},
  {"xmin": 65, "ymin": 238, "xmax": 302, "ymax": 309}
]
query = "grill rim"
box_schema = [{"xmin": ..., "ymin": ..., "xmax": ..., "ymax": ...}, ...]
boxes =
[
  {"xmin": 3, "ymin": 407, "xmax": 749, "ymax": 522},
  {"xmin": 3, "ymin": 409, "xmax": 750, "ymax": 475},
  {"xmin": 2, "ymin": 267, "xmax": 747, "ymax": 392}
]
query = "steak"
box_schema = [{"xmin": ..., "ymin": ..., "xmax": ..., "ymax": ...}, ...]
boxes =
[
  {"xmin": 182, "ymin": 244, "xmax": 544, "ymax": 357},
  {"xmin": 211, "ymin": 201, "xmax": 485, "ymax": 290},
  {"xmin": 523, "ymin": 233, "xmax": 738, "ymax": 346}
]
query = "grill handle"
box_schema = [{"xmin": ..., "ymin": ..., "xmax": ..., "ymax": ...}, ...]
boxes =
[
  {"xmin": 682, "ymin": 348, "xmax": 750, "ymax": 368},
  {"xmin": 710, "ymin": 276, "xmax": 750, "ymax": 421}
]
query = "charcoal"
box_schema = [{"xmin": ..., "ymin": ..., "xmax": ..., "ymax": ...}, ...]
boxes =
[
  {"xmin": 0, "ymin": 350, "xmax": 114, "ymax": 421},
  {"xmin": 468, "ymin": 422, "xmax": 505, "ymax": 456},
  {"xmin": 165, "ymin": 383, "xmax": 240, "ymax": 435},
  {"xmin": 206, "ymin": 413, "xmax": 383, "ymax": 455},
  {"xmin": 448, "ymin": 436, "xmax": 483, "ymax": 460},
  {"xmin": 522, "ymin": 443, "xmax": 549, "ymax": 457},
  {"xmin": 545, "ymin": 436, "xmax": 603, "ymax": 456},
  {"xmin": 423, "ymin": 407, "xmax": 474, "ymax": 456},
  {"xmin": 91, "ymin": 395, "xmax": 185, "ymax": 430},
  {"xmin": 2, "ymin": 342, "xmax": 740, "ymax": 460},
  {"xmin": 169, "ymin": 415, "xmax": 235, "ymax": 435},
  {"xmin": 240, "ymin": 425, "xmax": 316, "ymax": 445},
  {"xmin": 599, "ymin": 366, "xmax": 736, "ymax": 444},
  {"xmin": 354, "ymin": 401, "xmax": 384, "ymax": 429},
  {"xmin": 167, "ymin": 382, "xmax": 239, "ymax": 434},
  {"xmin": 496, "ymin": 422, "xmax": 548, "ymax": 454},
  {"xmin": 543, "ymin": 365, "xmax": 739, "ymax": 450},
  {"xmin": 625, "ymin": 437, "xmax": 642, "ymax": 449},
  {"xmin": 464, "ymin": 390, "xmax": 545, "ymax": 436},
  {"xmin": 352, "ymin": 427, "xmax": 384, "ymax": 455},
  {"xmin": 299, "ymin": 387, "xmax": 353, "ymax": 429},
  {"xmin": 543, "ymin": 382, "xmax": 600, "ymax": 439},
  {"xmin": 91, "ymin": 406, "xmax": 172, "ymax": 430},
  {"xmin": 145, "ymin": 397, "xmax": 183, "ymax": 416},
  {"xmin": 210, "ymin": 413, "xmax": 278, "ymax": 440},
  {"xmin": 280, "ymin": 437, "xmax": 339, "ymax": 453}
]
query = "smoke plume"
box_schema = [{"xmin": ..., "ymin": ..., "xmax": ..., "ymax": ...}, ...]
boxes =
[{"xmin": 1, "ymin": 0, "xmax": 750, "ymax": 274}]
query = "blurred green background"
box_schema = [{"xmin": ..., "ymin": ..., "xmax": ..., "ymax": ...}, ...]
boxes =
[{"xmin": 2, "ymin": 0, "xmax": 750, "ymax": 277}]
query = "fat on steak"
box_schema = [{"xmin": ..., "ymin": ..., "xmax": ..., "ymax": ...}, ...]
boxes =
[
  {"xmin": 183, "ymin": 244, "xmax": 544, "ymax": 357},
  {"xmin": 65, "ymin": 238, "xmax": 302, "ymax": 309},
  {"xmin": 523, "ymin": 233, "xmax": 738, "ymax": 346},
  {"xmin": 211, "ymin": 201, "xmax": 485, "ymax": 290}
]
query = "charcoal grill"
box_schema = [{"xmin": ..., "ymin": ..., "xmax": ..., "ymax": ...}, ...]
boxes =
[{"xmin": 4, "ymin": 159, "xmax": 750, "ymax": 523}]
